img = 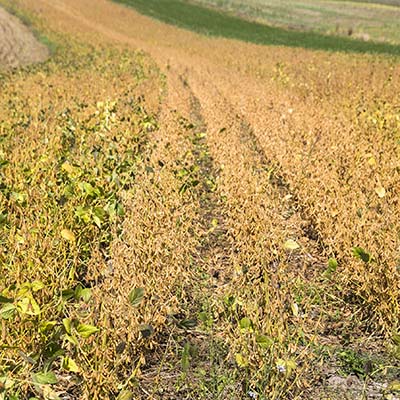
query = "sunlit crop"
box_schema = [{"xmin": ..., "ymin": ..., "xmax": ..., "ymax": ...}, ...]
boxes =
[{"xmin": 1, "ymin": 0, "xmax": 399, "ymax": 399}]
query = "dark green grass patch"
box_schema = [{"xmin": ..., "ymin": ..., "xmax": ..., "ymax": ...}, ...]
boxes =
[
  {"xmin": 113, "ymin": 0, "xmax": 400, "ymax": 56},
  {"xmin": 337, "ymin": 0, "xmax": 400, "ymax": 5}
]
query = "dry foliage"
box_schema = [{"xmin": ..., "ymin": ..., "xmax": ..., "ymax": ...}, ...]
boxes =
[{"xmin": 0, "ymin": 0, "xmax": 399, "ymax": 399}]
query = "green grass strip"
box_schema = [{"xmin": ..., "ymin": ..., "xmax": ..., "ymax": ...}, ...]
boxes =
[{"xmin": 113, "ymin": 0, "xmax": 400, "ymax": 56}]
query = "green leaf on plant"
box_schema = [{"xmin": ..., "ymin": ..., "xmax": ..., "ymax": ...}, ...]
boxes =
[
  {"xmin": 17, "ymin": 282, "xmax": 31, "ymax": 296},
  {"xmin": 181, "ymin": 342, "xmax": 191, "ymax": 372},
  {"xmin": 80, "ymin": 182, "xmax": 100, "ymax": 197},
  {"xmin": 80, "ymin": 288, "xmax": 92, "ymax": 302},
  {"xmin": 62, "ymin": 318, "xmax": 72, "ymax": 334},
  {"xmin": 128, "ymin": 287, "xmax": 144, "ymax": 307},
  {"xmin": 0, "ymin": 375, "xmax": 14, "ymax": 390},
  {"xmin": 17, "ymin": 296, "xmax": 41, "ymax": 316},
  {"xmin": 116, "ymin": 202, "xmax": 124, "ymax": 216},
  {"xmin": 93, "ymin": 215, "xmax": 102, "ymax": 228},
  {"xmin": 0, "ymin": 212, "xmax": 7, "ymax": 226},
  {"xmin": 75, "ymin": 206, "xmax": 91, "ymax": 224},
  {"xmin": 61, "ymin": 289, "xmax": 75, "ymax": 301},
  {"xmin": 64, "ymin": 334, "xmax": 79, "ymax": 346},
  {"xmin": 352, "ymin": 247, "xmax": 371, "ymax": 263},
  {"xmin": 117, "ymin": 390, "xmax": 133, "ymax": 400},
  {"xmin": 62, "ymin": 357, "xmax": 80, "ymax": 373},
  {"xmin": 179, "ymin": 182, "xmax": 189, "ymax": 195},
  {"xmin": 392, "ymin": 333, "xmax": 400, "ymax": 346},
  {"xmin": 74, "ymin": 286, "xmax": 92, "ymax": 302},
  {"xmin": 31, "ymin": 280, "xmax": 45, "ymax": 292},
  {"xmin": 0, "ymin": 303, "xmax": 16, "ymax": 319},
  {"xmin": 256, "ymin": 335, "xmax": 274, "ymax": 349},
  {"xmin": 32, "ymin": 371, "xmax": 58, "ymax": 385},
  {"xmin": 39, "ymin": 321, "xmax": 57, "ymax": 333},
  {"xmin": 239, "ymin": 317, "xmax": 253, "ymax": 333},
  {"xmin": 76, "ymin": 324, "xmax": 99, "ymax": 338},
  {"xmin": 93, "ymin": 207, "xmax": 107, "ymax": 228},
  {"xmin": 326, "ymin": 257, "xmax": 338, "ymax": 275},
  {"xmin": 0, "ymin": 295, "xmax": 13, "ymax": 304},
  {"xmin": 178, "ymin": 319, "xmax": 197, "ymax": 329}
]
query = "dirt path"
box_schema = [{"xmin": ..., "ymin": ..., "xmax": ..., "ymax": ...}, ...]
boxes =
[{"xmin": 0, "ymin": 6, "xmax": 48, "ymax": 69}]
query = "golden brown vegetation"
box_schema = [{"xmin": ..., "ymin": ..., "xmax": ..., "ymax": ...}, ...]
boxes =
[{"xmin": 0, "ymin": 0, "xmax": 399, "ymax": 399}]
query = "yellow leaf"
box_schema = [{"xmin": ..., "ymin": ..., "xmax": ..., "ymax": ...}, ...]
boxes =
[
  {"xmin": 388, "ymin": 380, "xmax": 400, "ymax": 392},
  {"xmin": 17, "ymin": 295, "xmax": 41, "ymax": 316},
  {"xmin": 375, "ymin": 186, "xmax": 386, "ymax": 198},
  {"xmin": 61, "ymin": 229, "xmax": 76, "ymax": 242},
  {"xmin": 283, "ymin": 194, "xmax": 293, "ymax": 201},
  {"xmin": 235, "ymin": 353, "xmax": 248, "ymax": 368},
  {"xmin": 367, "ymin": 157, "xmax": 376, "ymax": 166},
  {"xmin": 62, "ymin": 356, "xmax": 80, "ymax": 373},
  {"xmin": 117, "ymin": 390, "xmax": 133, "ymax": 400},
  {"xmin": 284, "ymin": 239, "xmax": 300, "ymax": 250},
  {"xmin": 331, "ymin": 209, "xmax": 339, "ymax": 217},
  {"xmin": 291, "ymin": 302, "xmax": 299, "ymax": 317},
  {"xmin": 61, "ymin": 162, "xmax": 75, "ymax": 175},
  {"xmin": 15, "ymin": 234, "xmax": 25, "ymax": 244},
  {"xmin": 286, "ymin": 359, "xmax": 297, "ymax": 373},
  {"xmin": 276, "ymin": 358, "xmax": 297, "ymax": 375}
]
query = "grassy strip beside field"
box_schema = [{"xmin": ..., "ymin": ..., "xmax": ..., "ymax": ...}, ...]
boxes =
[
  {"xmin": 337, "ymin": 0, "xmax": 400, "ymax": 6},
  {"xmin": 113, "ymin": 0, "xmax": 400, "ymax": 55},
  {"xmin": 193, "ymin": 0, "xmax": 400, "ymax": 45}
]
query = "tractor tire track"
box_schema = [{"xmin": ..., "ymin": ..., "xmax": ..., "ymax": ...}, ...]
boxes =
[
  {"xmin": 226, "ymin": 94, "xmax": 327, "ymax": 257},
  {"xmin": 162, "ymin": 71, "xmax": 238, "ymax": 398},
  {"xmin": 186, "ymin": 65, "xmax": 326, "ymax": 271},
  {"xmin": 179, "ymin": 73, "xmax": 232, "ymax": 285}
]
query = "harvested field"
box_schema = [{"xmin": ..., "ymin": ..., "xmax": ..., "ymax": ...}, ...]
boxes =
[
  {"xmin": 0, "ymin": 0, "xmax": 399, "ymax": 399},
  {"xmin": 0, "ymin": 6, "xmax": 48, "ymax": 69}
]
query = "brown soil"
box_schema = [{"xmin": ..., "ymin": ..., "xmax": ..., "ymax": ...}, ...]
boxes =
[{"xmin": 0, "ymin": 6, "xmax": 48, "ymax": 69}]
